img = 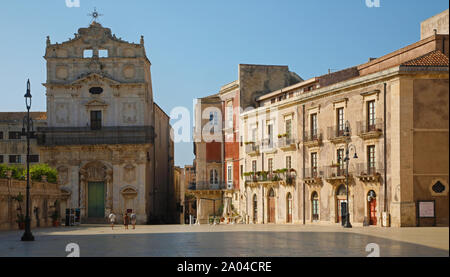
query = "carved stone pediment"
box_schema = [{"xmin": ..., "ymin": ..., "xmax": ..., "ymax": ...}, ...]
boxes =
[
  {"xmin": 71, "ymin": 73, "xmax": 120, "ymax": 86},
  {"xmin": 120, "ymin": 186, "xmax": 138, "ymax": 199},
  {"xmin": 85, "ymin": 99, "xmax": 108, "ymax": 109},
  {"xmin": 80, "ymin": 161, "xmax": 110, "ymax": 182}
]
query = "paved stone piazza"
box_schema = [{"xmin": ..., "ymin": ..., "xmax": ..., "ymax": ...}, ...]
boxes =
[{"xmin": 0, "ymin": 224, "xmax": 448, "ymax": 257}]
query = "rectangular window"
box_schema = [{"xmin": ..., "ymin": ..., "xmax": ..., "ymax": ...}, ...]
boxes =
[
  {"xmin": 9, "ymin": 131, "xmax": 22, "ymax": 140},
  {"xmin": 337, "ymin": 149, "xmax": 345, "ymax": 176},
  {"xmin": 0, "ymin": 131, "xmax": 3, "ymax": 140},
  {"xmin": 90, "ymin": 110, "xmax": 102, "ymax": 130},
  {"xmin": 251, "ymin": 128, "xmax": 257, "ymax": 142},
  {"xmin": 268, "ymin": 158, "xmax": 273, "ymax": 174},
  {"xmin": 240, "ymin": 165, "xmax": 244, "ymax": 178},
  {"xmin": 286, "ymin": 156, "xmax": 292, "ymax": 170},
  {"xmin": 285, "ymin": 119, "xmax": 292, "ymax": 139},
  {"xmin": 29, "ymin": 155, "xmax": 39, "ymax": 163},
  {"xmin": 310, "ymin": 113, "xmax": 317, "ymax": 139},
  {"xmin": 337, "ymin": 108, "xmax": 344, "ymax": 136},
  {"xmin": 99, "ymin": 49, "xmax": 109, "ymax": 58},
  {"xmin": 9, "ymin": 155, "xmax": 21, "ymax": 164},
  {"xmin": 0, "ymin": 155, "xmax": 3, "ymax": 163},
  {"xmin": 226, "ymin": 102, "xmax": 233, "ymax": 129},
  {"xmin": 367, "ymin": 100, "xmax": 376, "ymax": 131},
  {"xmin": 267, "ymin": 124, "xmax": 273, "ymax": 147},
  {"xmin": 252, "ymin": 160, "xmax": 257, "ymax": 173},
  {"xmin": 367, "ymin": 145, "xmax": 376, "ymax": 174},
  {"xmin": 83, "ymin": 49, "xmax": 93, "ymax": 58},
  {"xmin": 271, "ymin": 98, "xmax": 276, "ymax": 104},
  {"xmin": 311, "ymin": 152, "xmax": 318, "ymax": 178},
  {"xmin": 227, "ymin": 165, "xmax": 233, "ymax": 185}
]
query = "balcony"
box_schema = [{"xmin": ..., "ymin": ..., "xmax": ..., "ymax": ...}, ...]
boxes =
[
  {"xmin": 357, "ymin": 119, "xmax": 383, "ymax": 140},
  {"xmin": 303, "ymin": 129, "xmax": 323, "ymax": 148},
  {"xmin": 355, "ymin": 162, "xmax": 383, "ymax": 183},
  {"xmin": 327, "ymin": 126, "xmax": 348, "ymax": 144},
  {"xmin": 303, "ymin": 167, "xmax": 324, "ymax": 186},
  {"xmin": 244, "ymin": 142, "xmax": 260, "ymax": 156},
  {"xmin": 260, "ymin": 138, "xmax": 277, "ymax": 153},
  {"xmin": 278, "ymin": 136, "xmax": 297, "ymax": 151},
  {"xmin": 324, "ymin": 165, "xmax": 347, "ymax": 186},
  {"xmin": 37, "ymin": 126, "xmax": 155, "ymax": 146},
  {"xmin": 244, "ymin": 170, "xmax": 296, "ymax": 186},
  {"xmin": 189, "ymin": 181, "xmax": 227, "ymax": 191}
]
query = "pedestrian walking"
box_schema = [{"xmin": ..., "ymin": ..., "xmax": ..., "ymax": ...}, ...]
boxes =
[
  {"xmin": 123, "ymin": 211, "xmax": 129, "ymax": 230},
  {"xmin": 130, "ymin": 212, "xmax": 137, "ymax": 229},
  {"xmin": 109, "ymin": 212, "xmax": 116, "ymax": 230}
]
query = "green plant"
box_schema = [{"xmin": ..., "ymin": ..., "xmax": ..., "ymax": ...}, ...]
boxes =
[
  {"xmin": 0, "ymin": 164, "xmax": 25, "ymax": 180},
  {"xmin": 30, "ymin": 164, "xmax": 58, "ymax": 183}
]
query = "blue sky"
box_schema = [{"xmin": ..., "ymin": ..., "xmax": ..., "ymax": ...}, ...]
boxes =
[{"xmin": 0, "ymin": 0, "xmax": 448, "ymax": 166}]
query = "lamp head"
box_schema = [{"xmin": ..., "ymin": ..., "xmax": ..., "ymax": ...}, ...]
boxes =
[{"xmin": 24, "ymin": 79, "xmax": 32, "ymax": 109}]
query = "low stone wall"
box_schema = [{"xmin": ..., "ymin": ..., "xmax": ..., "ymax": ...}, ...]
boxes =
[{"xmin": 0, "ymin": 178, "xmax": 61, "ymax": 230}]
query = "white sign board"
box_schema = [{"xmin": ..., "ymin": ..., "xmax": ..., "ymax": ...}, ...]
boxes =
[{"xmin": 419, "ymin": 201, "xmax": 435, "ymax": 218}]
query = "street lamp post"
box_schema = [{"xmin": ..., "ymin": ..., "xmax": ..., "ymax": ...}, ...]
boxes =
[
  {"xmin": 21, "ymin": 79, "xmax": 35, "ymax": 241},
  {"xmin": 338, "ymin": 121, "xmax": 358, "ymax": 229}
]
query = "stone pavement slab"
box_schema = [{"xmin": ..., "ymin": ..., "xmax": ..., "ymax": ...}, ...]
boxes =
[{"xmin": 0, "ymin": 224, "xmax": 448, "ymax": 257}]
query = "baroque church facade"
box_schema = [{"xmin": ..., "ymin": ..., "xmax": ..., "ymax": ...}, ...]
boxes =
[{"xmin": 37, "ymin": 22, "xmax": 175, "ymax": 224}]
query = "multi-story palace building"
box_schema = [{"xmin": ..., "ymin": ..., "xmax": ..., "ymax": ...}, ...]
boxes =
[
  {"xmin": 12, "ymin": 21, "xmax": 176, "ymax": 224},
  {"xmin": 193, "ymin": 10, "xmax": 449, "ymax": 227},
  {"xmin": 192, "ymin": 64, "xmax": 302, "ymax": 224}
]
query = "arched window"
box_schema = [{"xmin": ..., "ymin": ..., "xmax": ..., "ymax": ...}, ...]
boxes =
[
  {"xmin": 286, "ymin": 193, "xmax": 293, "ymax": 223},
  {"xmin": 312, "ymin": 192, "xmax": 319, "ymax": 221},
  {"xmin": 337, "ymin": 184, "xmax": 347, "ymax": 196}
]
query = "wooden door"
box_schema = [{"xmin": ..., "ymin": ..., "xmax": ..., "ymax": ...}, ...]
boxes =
[
  {"xmin": 268, "ymin": 197, "xmax": 275, "ymax": 223},
  {"xmin": 287, "ymin": 198, "xmax": 292, "ymax": 223},
  {"xmin": 369, "ymin": 198, "xmax": 377, "ymax": 225},
  {"xmin": 88, "ymin": 182, "xmax": 105, "ymax": 218},
  {"xmin": 337, "ymin": 199, "xmax": 346, "ymax": 223}
]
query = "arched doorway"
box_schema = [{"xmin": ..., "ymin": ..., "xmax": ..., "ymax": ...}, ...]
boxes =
[
  {"xmin": 336, "ymin": 184, "xmax": 347, "ymax": 223},
  {"xmin": 253, "ymin": 194, "xmax": 258, "ymax": 223},
  {"xmin": 367, "ymin": 190, "xmax": 377, "ymax": 225},
  {"xmin": 267, "ymin": 188, "xmax": 275, "ymax": 223},
  {"xmin": 286, "ymin": 193, "xmax": 293, "ymax": 223},
  {"xmin": 311, "ymin": 191, "xmax": 319, "ymax": 221}
]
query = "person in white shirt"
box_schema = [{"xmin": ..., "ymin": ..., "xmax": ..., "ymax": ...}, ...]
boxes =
[
  {"xmin": 108, "ymin": 212, "xmax": 116, "ymax": 230},
  {"xmin": 130, "ymin": 212, "xmax": 137, "ymax": 229}
]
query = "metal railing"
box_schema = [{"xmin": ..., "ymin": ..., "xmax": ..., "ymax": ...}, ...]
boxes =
[
  {"xmin": 261, "ymin": 138, "xmax": 276, "ymax": 151},
  {"xmin": 37, "ymin": 126, "xmax": 155, "ymax": 146},
  {"xmin": 327, "ymin": 125, "xmax": 347, "ymax": 141},
  {"xmin": 303, "ymin": 129, "xmax": 323, "ymax": 143},
  {"xmin": 355, "ymin": 162, "xmax": 384, "ymax": 176},
  {"xmin": 303, "ymin": 167, "xmax": 325, "ymax": 179},
  {"xmin": 245, "ymin": 142, "xmax": 260, "ymax": 154},
  {"xmin": 189, "ymin": 181, "xmax": 227, "ymax": 190},
  {"xmin": 357, "ymin": 119, "xmax": 383, "ymax": 136},
  {"xmin": 324, "ymin": 165, "xmax": 346, "ymax": 179},
  {"xmin": 278, "ymin": 136, "xmax": 296, "ymax": 148}
]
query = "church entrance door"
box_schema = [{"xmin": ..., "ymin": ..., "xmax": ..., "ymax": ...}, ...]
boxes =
[{"xmin": 88, "ymin": 182, "xmax": 105, "ymax": 218}]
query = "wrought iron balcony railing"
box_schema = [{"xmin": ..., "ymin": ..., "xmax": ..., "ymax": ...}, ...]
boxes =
[
  {"xmin": 245, "ymin": 142, "xmax": 260, "ymax": 155},
  {"xmin": 260, "ymin": 138, "xmax": 276, "ymax": 151},
  {"xmin": 278, "ymin": 136, "xmax": 296, "ymax": 149},
  {"xmin": 355, "ymin": 162, "xmax": 384, "ymax": 176},
  {"xmin": 37, "ymin": 126, "xmax": 155, "ymax": 146},
  {"xmin": 357, "ymin": 119, "xmax": 383, "ymax": 139},
  {"xmin": 303, "ymin": 167, "xmax": 325, "ymax": 179},
  {"xmin": 327, "ymin": 125, "xmax": 348, "ymax": 142},
  {"xmin": 303, "ymin": 129, "xmax": 323, "ymax": 146},
  {"xmin": 189, "ymin": 181, "xmax": 227, "ymax": 191}
]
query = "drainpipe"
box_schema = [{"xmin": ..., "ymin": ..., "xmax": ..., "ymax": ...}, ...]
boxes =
[
  {"xmin": 302, "ymin": 105, "xmax": 306, "ymax": 225},
  {"xmin": 383, "ymin": 83, "xmax": 388, "ymax": 215},
  {"xmin": 261, "ymin": 118, "xmax": 265, "ymax": 224}
]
